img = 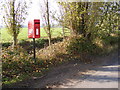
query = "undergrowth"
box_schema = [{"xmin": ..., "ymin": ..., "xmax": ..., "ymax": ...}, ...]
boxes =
[
  {"xmin": 2, "ymin": 31, "xmax": 119, "ymax": 87},
  {"xmin": 67, "ymin": 34, "xmax": 119, "ymax": 56}
]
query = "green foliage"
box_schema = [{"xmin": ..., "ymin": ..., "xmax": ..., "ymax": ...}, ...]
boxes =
[
  {"xmin": 2, "ymin": 37, "xmax": 65, "ymax": 86},
  {"xmin": 51, "ymin": 37, "xmax": 63, "ymax": 44},
  {"xmin": 19, "ymin": 38, "xmax": 48, "ymax": 49},
  {"xmin": 2, "ymin": 46, "xmax": 50, "ymax": 85},
  {"xmin": 58, "ymin": 2, "xmax": 85, "ymax": 35},
  {"xmin": 2, "ymin": 42, "xmax": 12, "ymax": 48},
  {"xmin": 67, "ymin": 33, "xmax": 119, "ymax": 56},
  {"xmin": 19, "ymin": 39, "xmax": 33, "ymax": 52},
  {"xmin": 2, "ymin": 46, "xmax": 33, "ymax": 82},
  {"xmin": 101, "ymin": 35, "xmax": 119, "ymax": 45},
  {"xmin": 35, "ymin": 39, "xmax": 48, "ymax": 48},
  {"xmin": 58, "ymin": 2, "xmax": 119, "ymax": 40},
  {"xmin": 2, "ymin": 0, "xmax": 30, "ymax": 47},
  {"xmin": 2, "ymin": 46, "xmax": 47, "ymax": 85},
  {"xmin": 67, "ymin": 36, "xmax": 100, "ymax": 55}
]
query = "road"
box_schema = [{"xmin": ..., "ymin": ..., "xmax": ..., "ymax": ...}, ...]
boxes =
[
  {"xmin": 32, "ymin": 51, "xmax": 119, "ymax": 89},
  {"xmin": 8, "ymin": 51, "xmax": 119, "ymax": 89},
  {"xmin": 59, "ymin": 58, "xmax": 119, "ymax": 88}
]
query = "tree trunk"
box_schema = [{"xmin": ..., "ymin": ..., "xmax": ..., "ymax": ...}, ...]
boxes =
[
  {"xmin": 81, "ymin": 14, "xmax": 86, "ymax": 37},
  {"xmin": 12, "ymin": 34, "xmax": 17, "ymax": 48},
  {"xmin": 46, "ymin": 1, "xmax": 51, "ymax": 46},
  {"xmin": 80, "ymin": 2, "xmax": 89, "ymax": 37},
  {"xmin": 70, "ymin": 20, "xmax": 77, "ymax": 36},
  {"xmin": 12, "ymin": 0, "xmax": 18, "ymax": 48},
  {"xmin": 48, "ymin": 33, "xmax": 51, "ymax": 46}
]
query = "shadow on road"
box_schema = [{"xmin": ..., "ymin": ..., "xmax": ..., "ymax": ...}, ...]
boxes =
[{"xmin": 42, "ymin": 51, "xmax": 119, "ymax": 88}]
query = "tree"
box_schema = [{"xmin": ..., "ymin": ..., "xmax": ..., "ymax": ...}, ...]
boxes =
[
  {"xmin": 58, "ymin": 2, "xmax": 119, "ymax": 40},
  {"xmin": 57, "ymin": 2, "xmax": 91, "ymax": 36},
  {"xmin": 40, "ymin": 0, "xmax": 52, "ymax": 46},
  {"xmin": 52, "ymin": 3, "xmax": 66, "ymax": 38},
  {"xmin": 2, "ymin": 0, "xmax": 30, "ymax": 48},
  {"xmin": 99, "ymin": 2, "xmax": 119, "ymax": 35}
]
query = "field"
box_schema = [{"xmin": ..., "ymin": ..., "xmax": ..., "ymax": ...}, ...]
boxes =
[{"xmin": 1, "ymin": 28, "xmax": 70, "ymax": 42}]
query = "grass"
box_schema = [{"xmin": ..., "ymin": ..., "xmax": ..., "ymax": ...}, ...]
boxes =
[{"xmin": 1, "ymin": 28, "xmax": 70, "ymax": 43}]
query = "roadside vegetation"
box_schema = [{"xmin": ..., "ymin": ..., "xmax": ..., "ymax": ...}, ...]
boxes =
[
  {"xmin": 2, "ymin": 30, "xmax": 119, "ymax": 86},
  {"xmin": 1, "ymin": 1, "xmax": 119, "ymax": 87}
]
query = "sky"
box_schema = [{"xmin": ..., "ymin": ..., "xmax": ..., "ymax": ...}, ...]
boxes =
[
  {"xmin": 0, "ymin": 0, "xmax": 59, "ymax": 27},
  {"xmin": 23, "ymin": 0, "xmax": 59, "ymax": 26}
]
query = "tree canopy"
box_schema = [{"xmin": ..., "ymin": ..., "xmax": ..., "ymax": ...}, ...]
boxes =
[
  {"xmin": 56, "ymin": 2, "xmax": 119, "ymax": 40},
  {"xmin": 2, "ymin": 0, "xmax": 30, "ymax": 47}
]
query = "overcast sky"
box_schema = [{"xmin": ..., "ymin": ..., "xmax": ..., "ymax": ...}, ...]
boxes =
[
  {"xmin": 0, "ymin": 0, "xmax": 59, "ymax": 27},
  {"xmin": 24, "ymin": 0, "xmax": 59, "ymax": 26},
  {"xmin": 24, "ymin": 0, "xmax": 57, "ymax": 25}
]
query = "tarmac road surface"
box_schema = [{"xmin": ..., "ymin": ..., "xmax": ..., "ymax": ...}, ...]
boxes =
[{"xmin": 48, "ymin": 51, "xmax": 119, "ymax": 88}]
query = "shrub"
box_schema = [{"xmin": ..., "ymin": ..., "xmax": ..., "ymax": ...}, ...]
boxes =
[
  {"xmin": 35, "ymin": 38, "xmax": 48, "ymax": 48},
  {"xmin": 37, "ymin": 38, "xmax": 68, "ymax": 60},
  {"xmin": 2, "ymin": 45, "xmax": 59, "ymax": 85},
  {"xmin": 2, "ymin": 42, "xmax": 12, "ymax": 48},
  {"xmin": 67, "ymin": 36, "xmax": 99, "ymax": 55},
  {"xmin": 102, "ymin": 35, "xmax": 118, "ymax": 45},
  {"xmin": 2, "ymin": 46, "xmax": 31, "ymax": 80},
  {"xmin": 19, "ymin": 40, "xmax": 33, "ymax": 53},
  {"xmin": 51, "ymin": 37, "xmax": 63, "ymax": 44}
]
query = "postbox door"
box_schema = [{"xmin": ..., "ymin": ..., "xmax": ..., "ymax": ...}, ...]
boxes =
[{"xmin": 34, "ymin": 20, "xmax": 40, "ymax": 38}]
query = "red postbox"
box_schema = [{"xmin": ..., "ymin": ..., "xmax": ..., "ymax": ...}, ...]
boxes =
[{"xmin": 28, "ymin": 19, "xmax": 40, "ymax": 38}]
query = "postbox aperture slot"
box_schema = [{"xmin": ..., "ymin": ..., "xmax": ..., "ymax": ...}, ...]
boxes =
[{"xmin": 35, "ymin": 22, "xmax": 40, "ymax": 24}]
